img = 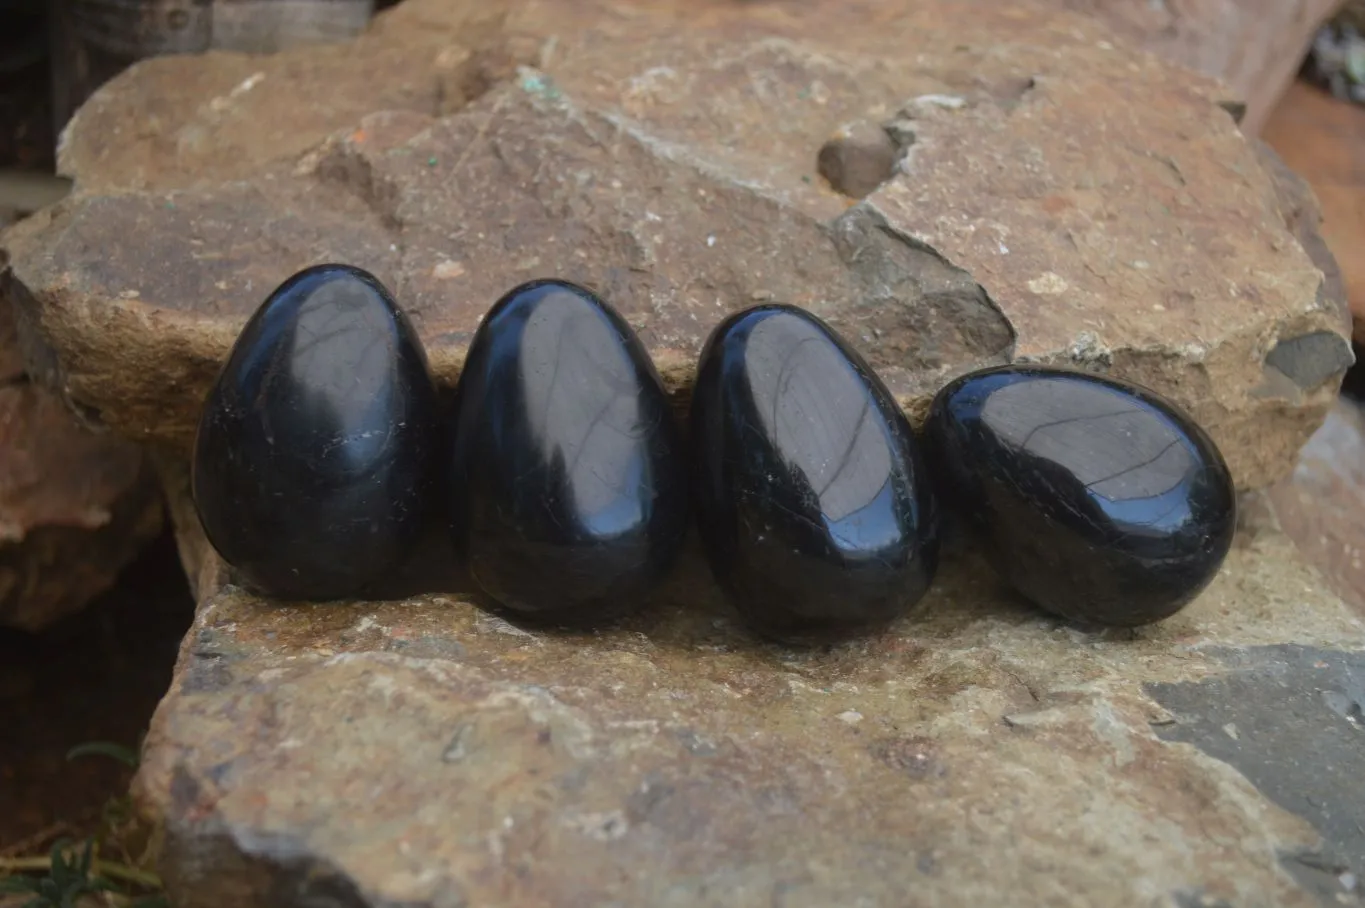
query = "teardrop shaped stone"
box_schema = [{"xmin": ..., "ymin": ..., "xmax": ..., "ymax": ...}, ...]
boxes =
[
  {"xmin": 691, "ymin": 305, "xmax": 939, "ymax": 643},
  {"xmin": 448, "ymin": 280, "xmax": 688, "ymax": 623},
  {"xmin": 192, "ymin": 264, "xmax": 439, "ymax": 600},
  {"xmin": 924, "ymin": 365, "xmax": 1237, "ymax": 626}
]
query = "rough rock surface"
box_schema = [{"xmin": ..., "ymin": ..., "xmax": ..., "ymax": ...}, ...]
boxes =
[
  {"xmin": 1267, "ymin": 396, "xmax": 1365, "ymax": 617},
  {"xmin": 139, "ymin": 463, "xmax": 1365, "ymax": 908},
  {"xmin": 0, "ymin": 0, "xmax": 1351, "ymax": 489},
  {"xmin": 0, "ymin": 278, "xmax": 161, "ymax": 631},
  {"xmin": 1061, "ymin": 0, "xmax": 1341, "ymax": 136},
  {"xmin": 4, "ymin": 0, "xmax": 1362, "ymax": 900},
  {"xmin": 1263, "ymin": 81, "xmax": 1365, "ymax": 345}
]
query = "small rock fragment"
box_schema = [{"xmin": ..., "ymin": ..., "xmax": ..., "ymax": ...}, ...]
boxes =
[{"xmin": 816, "ymin": 121, "xmax": 899, "ymax": 199}]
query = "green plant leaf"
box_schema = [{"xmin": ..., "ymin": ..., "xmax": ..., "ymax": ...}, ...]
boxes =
[
  {"xmin": 66, "ymin": 741, "xmax": 140, "ymax": 769},
  {"xmin": 47, "ymin": 839, "xmax": 75, "ymax": 887},
  {"xmin": 130, "ymin": 895, "xmax": 171, "ymax": 908},
  {"xmin": 0, "ymin": 875, "xmax": 43, "ymax": 893}
]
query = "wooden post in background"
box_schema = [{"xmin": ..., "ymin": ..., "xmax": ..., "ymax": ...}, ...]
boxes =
[
  {"xmin": 47, "ymin": 0, "xmax": 373, "ymax": 141},
  {"xmin": 211, "ymin": 0, "xmax": 376, "ymax": 54}
]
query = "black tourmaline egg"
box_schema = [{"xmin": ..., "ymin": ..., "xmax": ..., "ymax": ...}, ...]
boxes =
[
  {"xmin": 924, "ymin": 365, "xmax": 1236, "ymax": 626},
  {"xmin": 691, "ymin": 305, "xmax": 939, "ymax": 643},
  {"xmin": 192, "ymin": 264, "xmax": 439, "ymax": 600},
  {"xmin": 448, "ymin": 280, "xmax": 688, "ymax": 623}
]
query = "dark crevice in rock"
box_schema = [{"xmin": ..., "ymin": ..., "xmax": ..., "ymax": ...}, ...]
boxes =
[
  {"xmin": 67, "ymin": 397, "xmax": 105, "ymax": 430},
  {"xmin": 161, "ymin": 816, "xmax": 454, "ymax": 908},
  {"xmin": 1340, "ymin": 342, "xmax": 1365, "ymax": 401},
  {"xmin": 180, "ymin": 653, "xmax": 234, "ymax": 695},
  {"xmin": 1217, "ymin": 99, "xmax": 1249, "ymax": 124},
  {"xmin": 310, "ymin": 144, "xmax": 405, "ymax": 234},
  {"xmin": 0, "ymin": 264, "xmax": 107, "ymax": 429},
  {"xmin": 1, "ymin": 265, "xmax": 60, "ymax": 389},
  {"xmin": 1172, "ymin": 889, "xmax": 1235, "ymax": 908},
  {"xmin": 826, "ymin": 204, "xmax": 1015, "ymax": 372},
  {"xmin": 991, "ymin": 75, "xmax": 1039, "ymax": 112},
  {"xmin": 434, "ymin": 38, "xmax": 529, "ymax": 118},
  {"xmin": 253, "ymin": 832, "xmax": 466, "ymax": 908},
  {"xmin": 1279, "ymin": 849, "xmax": 1364, "ymax": 907}
]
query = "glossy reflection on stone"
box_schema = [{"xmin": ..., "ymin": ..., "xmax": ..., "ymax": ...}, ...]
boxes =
[
  {"xmin": 691, "ymin": 305, "xmax": 939, "ymax": 643},
  {"xmin": 192, "ymin": 264, "xmax": 439, "ymax": 600},
  {"xmin": 925, "ymin": 365, "xmax": 1237, "ymax": 626},
  {"xmin": 448, "ymin": 279, "xmax": 688, "ymax": 624}
]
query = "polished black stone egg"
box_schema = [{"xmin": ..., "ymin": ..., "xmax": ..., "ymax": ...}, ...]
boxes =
[
  {"xmin": 191, "ymin": 264, "xmax": 440, "ymax": 600},
  {"xmin": 924, "ymin": 365, "xmax": 1237, "ymax": 626},
  {"xmin": 448, "ymin": 279, "xmax": 688, "ymax": 624},
  {"xmin": 691, "ymin": 305, "xmax": 939, "ymax": 643}
]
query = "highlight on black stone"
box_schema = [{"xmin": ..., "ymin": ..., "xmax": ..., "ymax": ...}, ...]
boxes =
[
  {"xmin": 191, "ymin": 263, "xmax": 440, "ymax": 600},
  {"xmin": 690, "ymin": 304, "xmax": 940, "ymax": 643},
  {"xmin": 447, "ymin": 279, "xmax": 688, "ymax": 625},
  {"xmin": 924, "ymin": 364, "xmax": 1237, "ymax": 627}
]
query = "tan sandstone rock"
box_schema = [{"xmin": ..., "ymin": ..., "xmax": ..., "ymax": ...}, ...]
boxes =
[
  {"xmin": 2, "ymin": 0, "xmax": 1362, "ymax": 902},
  {"xmin": 1061, "ymin": 0, "xmax": 1342, "ymax": 136},
  {"xmin": 138, "ymin": 462, "xmax": 1365, "ymax": 908},
  {"xmin": 0, "ymin": 0, "xmax": 1350, "ymax": 489}
]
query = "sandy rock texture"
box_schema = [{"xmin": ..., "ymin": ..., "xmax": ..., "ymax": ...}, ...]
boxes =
[
  {"xmin": 0, "ymin": 0, "xmax": 1351, "ymax": 490},
  {"xmin": 139, "ymin": 466, "xmax": 1365, "ymax": 908},
  {"xmin": 1263, "ymin": 80, "xmax": 1365, "ymax": 346},
  {"xmin": 1062, "ymin": 0, "xmax": 1341, "ymax": 136},
  {"xmin": 0, "ymin": 0, "xmax": 1361, "ymax": 903}
]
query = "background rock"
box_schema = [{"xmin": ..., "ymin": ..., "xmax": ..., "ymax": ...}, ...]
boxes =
[
  {"xmin": 1060, "ymin": 0, "xmax": 1341, "ymax": 136},
  {"xmin": 0, "ymin": 279, "xmax": 161, "ymax": 631},
  {"xmin": 1266, "ymin": 395, "xmax": 1365, "ymax": 616},
  {"xmin": 0, "ymin": 0, "xmax": 1350, "ymax": 490},
  {"xmin": 49, "ymin": 0, "xmax": 381, "ymax": 139},
  {"xmin": 1263, "ymin": 80, "xmax": 1365, "ymax": 345}
]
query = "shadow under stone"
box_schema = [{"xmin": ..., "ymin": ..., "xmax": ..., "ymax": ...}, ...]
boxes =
[{"xmin": 0, "ymin": 530, "xmax": 194, "ymax": 848}]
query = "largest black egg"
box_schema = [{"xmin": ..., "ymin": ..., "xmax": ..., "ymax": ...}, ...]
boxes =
[
  {"xmin": 924, "ymin": 365, "xmax": 1236, "ymax": 626},
  {"xmin": 192, "ymin": 264, "xmax": 440, "ymax": 600}
]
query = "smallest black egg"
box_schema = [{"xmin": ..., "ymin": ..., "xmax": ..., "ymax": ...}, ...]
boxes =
[
  {"xmin": 924, "ymin": 365, "xmax": 1236, "ymax": 626},
  {"xmin": 191, "ymin": 264, "xmax": 440, "ymax": 600}
]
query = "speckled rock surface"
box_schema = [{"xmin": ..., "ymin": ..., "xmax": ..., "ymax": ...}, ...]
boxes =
[
  {"xmin": 6, "ymin": 0, "xmax": 1363, "ymax": 901},
  {"xmin": 139, "ymin": 464, "xmax": 1365, "ymax": 908},
  {"xmin": 0, "ymin": 0, "xmax": 1350, "ymax": 489},
  {"xmin": 1060, "ymin": 0, "xmax": 1341, "ymax": 136}
]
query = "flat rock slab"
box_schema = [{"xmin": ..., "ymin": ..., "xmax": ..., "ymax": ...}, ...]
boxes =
[
  {"xmin": 0, "ymin": 0, "xmax": 1351, "ymax": 488},
  {"xmin": 140, "ymin": 469, "xmax": 1365, "ymax": 908}
]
